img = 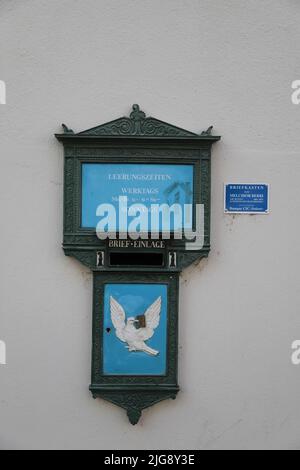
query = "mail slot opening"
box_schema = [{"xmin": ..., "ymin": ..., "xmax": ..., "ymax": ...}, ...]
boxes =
[{"xmin": 110, "ymin": 252, "xmax": 164, "ymax": 267}]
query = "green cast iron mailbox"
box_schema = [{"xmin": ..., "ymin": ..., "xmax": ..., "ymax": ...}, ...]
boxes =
[{"xmin": 55, "ymin": 105, "xmax": 220, "ymax": 424}]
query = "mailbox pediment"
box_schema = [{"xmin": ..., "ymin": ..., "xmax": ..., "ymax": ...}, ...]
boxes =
[
  {"xmin": 57, "ymin": 104, "xmax": 220, "ymax": 141},
  {"xmin": 77, "ymin": 104, "xmax": 197, "ymax": 137}
]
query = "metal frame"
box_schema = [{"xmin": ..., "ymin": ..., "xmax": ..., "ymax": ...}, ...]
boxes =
[{"xmin": 90, "ymin": 272, "xmax": 179, "ymax": 424}]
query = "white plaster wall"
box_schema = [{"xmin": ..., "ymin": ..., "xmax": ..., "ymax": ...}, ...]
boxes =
[{"xmin": 1, "ymin": 0, "xmax": 300, "ymax": 450}]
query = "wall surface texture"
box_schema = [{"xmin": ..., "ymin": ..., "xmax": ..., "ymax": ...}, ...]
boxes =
[{"xmin": 1, "ymin": 0, "xmax": 300, "ymax": 450}]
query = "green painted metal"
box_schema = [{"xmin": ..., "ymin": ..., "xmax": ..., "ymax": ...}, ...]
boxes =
[{"xmin": 55, "ymin": 105, "xmax": 220, "ymax": 424}]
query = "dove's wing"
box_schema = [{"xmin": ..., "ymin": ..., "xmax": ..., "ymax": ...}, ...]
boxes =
[
  {"xmin": 110, "ymin": 296, "xmax": 126, "ymax": 342},
  {"xmin": 145, "ymin": 297, "xmax": 161, "ymax": 330},
  {"xmin": 137, "ymin": 297, "xmax": 162, "ymax": 341}
]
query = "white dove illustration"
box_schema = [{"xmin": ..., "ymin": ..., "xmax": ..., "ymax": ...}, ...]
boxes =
[{"xmin": 110, "ymin": 296, "xmax": 162, "ymax": 356}]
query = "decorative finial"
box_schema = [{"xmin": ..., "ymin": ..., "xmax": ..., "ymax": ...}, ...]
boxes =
[
  {"xmin": 130, "ymin": 104, "xmax": 146, "ymax": 121},
  {"xmin": 201, "ymin": 126, "xmax": 213, "ymax": 136},
  {"xmin": 62, "ymin": 123, "xmax": 74, "ymax": 134},
  {"xmin": 127, "ymin": 407, "xmax": 142, "ymax": 425}
]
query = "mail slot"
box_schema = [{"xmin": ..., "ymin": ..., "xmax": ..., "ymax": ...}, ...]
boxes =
[{"xmin": 109, "ymin": 252, "xmax": 164, "ymax": 267}]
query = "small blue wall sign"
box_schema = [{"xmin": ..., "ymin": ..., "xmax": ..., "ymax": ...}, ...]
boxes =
[{"xmin": 224, "ymin": 184, "xmax": 269, "ymax": 214}]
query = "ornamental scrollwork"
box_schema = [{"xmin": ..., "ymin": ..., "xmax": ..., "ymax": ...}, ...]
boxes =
[
  {"xmin": 79, "ymin": 104, "xmax": 197, "ymax": 137},
  {"xmin": 92, "ymin": 391, "xmax": 178, "ymax": 425}
]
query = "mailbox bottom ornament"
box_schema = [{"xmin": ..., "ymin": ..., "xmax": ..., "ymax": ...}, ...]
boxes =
[
  {"xmin": 90, "ymin": 387, "xmax": 179, "ymax": 425},
  {"xmin": 90, "ymin": 272, "xmax": 179, "ymax": 424}
]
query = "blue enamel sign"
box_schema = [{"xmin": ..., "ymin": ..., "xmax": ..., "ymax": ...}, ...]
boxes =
[
  {"xmin": 103, "ymin": 283, "xmax": 168, "ymax": 376},
  {"xmin": 224, "ymin": 184, "xmax": 269, "ymax": 214},
  {"xmin": 81, "ymin": 163, "xmax": 194, "ymax": 231}
]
